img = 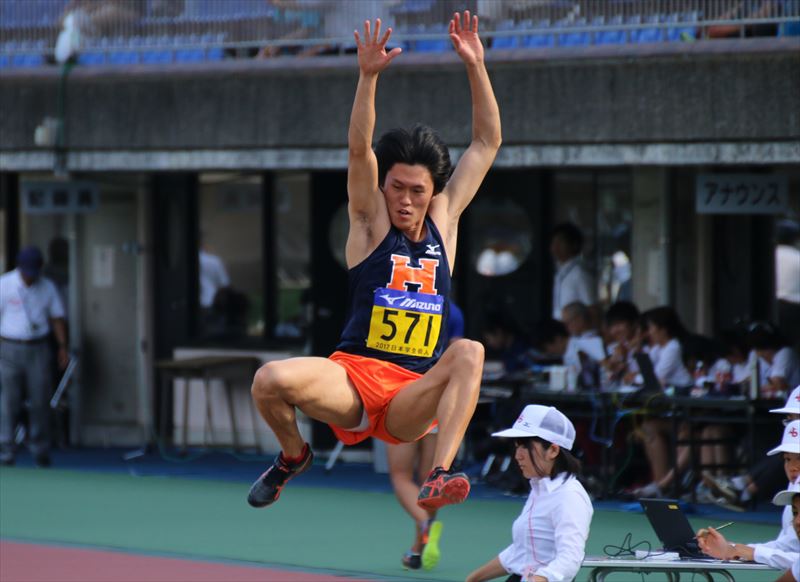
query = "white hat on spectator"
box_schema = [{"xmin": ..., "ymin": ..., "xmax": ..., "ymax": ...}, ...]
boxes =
[
  {"xmin": 770, "ymin": 386, "xmax": 800, "ymax": 414},
  {"xmin": 492, "ymin": 405, "xmax": 576, "ymax": 450},
  {"xmin": 773, "ymin": 489, "xmax": 800, "ymax": 506},
  {"xmin": 767, "ymin": 420, "xmax": 800, "ymax": 456}
]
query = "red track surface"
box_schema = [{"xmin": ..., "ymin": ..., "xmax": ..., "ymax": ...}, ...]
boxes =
[{"xmin": 0, "ymin": 540, "xmax": 372, "ymax": 582}]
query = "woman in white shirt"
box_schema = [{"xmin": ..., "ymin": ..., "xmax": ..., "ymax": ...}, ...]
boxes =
[
  {"xmin": 748, "ymin": 322, "xmax": 800, "ymax": 396},
  {"xmin": 466, "ymin": 405, "xmax": 593, "ymax": 582},
  {"xmin": 632, "ymin": 306, "xmax": 693, "ymax": 498}
]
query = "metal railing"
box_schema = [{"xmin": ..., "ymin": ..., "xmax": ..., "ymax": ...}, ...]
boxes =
[{"xmin": 0, "ymin": 0, "xmax": 797, "ymax": 62}]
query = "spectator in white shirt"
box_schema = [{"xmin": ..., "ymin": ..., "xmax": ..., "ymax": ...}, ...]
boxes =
[
  {"xmin": 198, "ymin": 247, "xmax": 230, "ymax": 309},
  {"xmin": 632, "ymin": 306, "xmax": 693, "ymax": 498},
  {"xmin": 467, "ymin": 405, "xmax": 593, "ymax": 582},
  {"xmin": 0, "ymin": 246, "xmax": 68, "ymax": 467},
  {"xmin": 601, "ymin": 301, "xmax": 643, "ymax": 385},
  {"xmin": 698, "ymin": 421, "xmax": 800, "ymax": 571},
  {"xmin": 748, "ymin": 322, "xmax": 800, "ymax": 397},
  {"xmin": 550, "ymin": 223, "xmax": 596, "ymax": 321}
]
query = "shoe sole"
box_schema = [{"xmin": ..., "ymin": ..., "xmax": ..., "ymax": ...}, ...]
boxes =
[
  {"xmin": 417, "ymin": 477, "xmax": 470, "ymax": 510},
  {"xmin": 701, "ymin": 474, "xmax": 738, "ymax": 503},
  {"xmin": 421, "ymin": 521, "xmax": 442, "ymax": 570}
]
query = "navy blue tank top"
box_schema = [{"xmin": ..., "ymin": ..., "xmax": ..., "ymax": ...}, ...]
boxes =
[{"xmin": 336, "ymin": 215, "xmax": 451, "ymax": 373}]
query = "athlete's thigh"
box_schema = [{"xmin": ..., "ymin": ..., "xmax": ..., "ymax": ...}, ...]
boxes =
[
  {"xmin": 382, "ymin": 356, "xmax": 452, "ymax": 441},
  {"xmin": 267, "ymin": 356, "xmax": 363, "ymax": 428}
]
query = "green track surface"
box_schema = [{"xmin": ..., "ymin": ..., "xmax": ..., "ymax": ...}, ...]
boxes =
[{"xmin": 0, "ymin": 467, "xmax": 782, "ymax": 581}]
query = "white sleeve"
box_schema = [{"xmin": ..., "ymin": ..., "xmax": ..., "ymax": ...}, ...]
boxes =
[
  {"xmin": 653, "ymin": 341, "xmax": 678, "ymax": 384},
  {"xmin": 769, "ymin": 348, "xmax": 790, "ymax": 380},
  {"xmin": 535, "ymin": 491, "xmax": 593, "ymax": 582},
  {"xmin": 750, "ymin": 513, "xmax": 800, "ymax": 571},
  {"xmin": 45, "ymin": 279, "xmax": 66, "ymax": 319}
]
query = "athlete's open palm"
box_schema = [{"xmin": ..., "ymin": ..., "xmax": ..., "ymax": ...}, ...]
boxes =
[
  {"xmin": 354, "ymin": 18, "xmax": 401, "ymax": 75},
  {"xmin": 449, "ymin": 11, "xmax": 483, "ymax": 65}
]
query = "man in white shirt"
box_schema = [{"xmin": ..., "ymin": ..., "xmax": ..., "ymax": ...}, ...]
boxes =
[
  {"xmin": 198, "ymin": 248, "xmax": 230, "ymax": 309},
  {"xmin": 550, "ymin": 223, "xmax": 596, "ymax": 321},
  {"xmin": 0, "ymin": 246, "xmax": 68, "ymax": 467}
]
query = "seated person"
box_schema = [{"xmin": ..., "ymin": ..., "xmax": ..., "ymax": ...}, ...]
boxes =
[
  {"xmin": 482, "ymin": 312, "xmax": 534, "ymax": 376},
  {"xmin": 601, "ymin": 300, "xmax": 642, "ymax": 385},
  {"xmin": 704, "ymin": 386, "xmax": 800, "ymax": 510},
  {"xmin": 531, "ymin": 319, "xmax": 569, "ymax": 362},
  {"xmin": 748, "ymin": 322, "xmax": 800, "ymax": 397},
  {"xmin": 632, "ymin": 306, "xmax": 694, "ymax": 497},
  {"xmin": 466, "ymin": 405, "xmax": 593, "ymax": 582},
  {"xmin": 561, "ymin": 301, "xmax": 604, "ymax": 371},
  {"xmin": 773, "ymin": 489, "xmax": 800, "ymax": 582},
  {"xmin": 695, "ymin": 329, "xmax": 753, "ymax": 500},
  {"xmin": 697, "ymin": 420, "xmax": 800, "ymax": 572}
]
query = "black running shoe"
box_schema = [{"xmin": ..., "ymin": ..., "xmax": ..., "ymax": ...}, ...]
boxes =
[
  {"xmin": 402, "ymin": 551, "xmax": 421, "ymax": 570},
  {"xmin": 247, "ymin": 445, "xmax": 313, "ymax": 508}
]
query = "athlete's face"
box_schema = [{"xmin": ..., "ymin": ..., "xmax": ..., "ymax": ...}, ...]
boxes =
[
  {"xmin": 792, "ymin": 496, "xmax": 800, "ymax": 540},
  {"xmin": 382, "ymin": 163, "xmax": 435, "ymax": 235}
]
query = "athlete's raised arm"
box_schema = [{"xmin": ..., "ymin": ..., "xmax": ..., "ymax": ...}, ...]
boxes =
[
  {"xmin": 346, "ymin": 19, "xmax": 402, "ymax": 266},
  {"xmin": 433, "ymin": 11, "xmax": 501, "ymax": 230}
]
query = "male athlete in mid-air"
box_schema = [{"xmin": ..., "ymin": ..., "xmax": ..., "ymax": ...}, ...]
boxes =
[{"xmin": 248, "ymin": 10, "xmax": 501, "ymax": 512}]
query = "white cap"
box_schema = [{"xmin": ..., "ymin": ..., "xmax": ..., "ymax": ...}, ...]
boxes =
[
  {"xmin": 770, "ymin": 386, "xmax": 800, "ymax": 414},
  {"xmin": 773, "ymin": 489, "xmax": 800, "ymax": 506},
  {"xmin": 492, "ymin": 405, "xmax": 576, "ymax": 450},
  {"xmin": 767, "ymin": 420, "xmax": 800, "ymax": 456}
]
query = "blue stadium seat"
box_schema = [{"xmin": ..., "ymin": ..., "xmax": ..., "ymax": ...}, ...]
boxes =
[
  {"xmin": 626, "ymin": 15, "xmax": 643, "ymax": 43},
  {"xmin": 141, "ymin": 35, "xmax": 172, "ymax": 64},
  {"xmin": 637, "ymin": 14, "xmax": 664, "ymax": 43},
  {"xmin": 522, "ymin": 19, "xmax": 554, "ymax": 48},
  {"xmin": 596, "ymin": 15, "xmax": 625, "ymax": 44},
  {"xmin": 10, "ymin": 40, "xmax": 45, "ymax": 68},
  {"xmin": 415, "ymin": 23, "xmax": 449, "ymax": 52},
  {"xmin": 556, "ymin": 17, "xmax": 589, "ymax": 47},
  {"xmin": 491, "ymin": 19, "xmax": 520, "ymax": 49}
]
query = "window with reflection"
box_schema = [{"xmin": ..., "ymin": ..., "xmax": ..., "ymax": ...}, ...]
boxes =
[
  {"xmin": 197, "ymin": 173, "xmax": 263, "ymax": 340},
  {"xmin": 552, "ymin": 171, "xmax": 632, "ymax": 308},
  {"xmin": 274, "ymin": 172, "xmax": 311, "ymax": 341},
  {"xmin": 470, "ymin": 198, "xmax": 532, "ymax": 277}
]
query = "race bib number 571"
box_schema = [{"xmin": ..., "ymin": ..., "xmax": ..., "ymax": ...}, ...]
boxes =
[{"xmin": 367, "ymin": 288, "xmax": 443, "ymax": 357}]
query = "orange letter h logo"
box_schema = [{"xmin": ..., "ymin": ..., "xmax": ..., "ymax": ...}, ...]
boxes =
[{"xmin": 387, "ymin": 254, "xmax": 439, "ymax": 294}]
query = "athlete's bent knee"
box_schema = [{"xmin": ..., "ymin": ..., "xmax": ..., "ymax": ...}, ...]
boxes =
[
  {"xmin": 251, "ymin": 361, "xmax": 292, "ymax": 402},
  {"xmin": 449, "ymin": 338, "xmax": 484, "ymax": 372}
]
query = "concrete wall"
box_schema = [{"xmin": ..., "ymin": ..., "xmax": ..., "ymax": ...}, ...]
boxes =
[{"xmin": 1, "ymin": 40, "xmax": 798, "ymax": 170}]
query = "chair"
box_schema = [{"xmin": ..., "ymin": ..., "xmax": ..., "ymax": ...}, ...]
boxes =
[
  {"xmin": 637, "ymin": 14, "xmax": 664, "ymax": 44},
  {"xmin": 522, "ymin": 19, "xmax": 554, "ymax": 48},
  {"xmin": 596, "ymin": 15, "xmax": 625, "ymax": 44},
  {"xmin": 415, "ymin": 23, "xmax": 449, "ymax": 52},
  {"xmin": 491, "ymin": 19, "xmax": 520, "ymax": 50},
  {"xmin": 557, "ymin": 17, "xmax": 589, "ymax": 47}
]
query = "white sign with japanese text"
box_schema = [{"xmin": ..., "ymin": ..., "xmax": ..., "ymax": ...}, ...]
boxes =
[{"xmin": 696, "ymin": 174, "xmax": 788, "ymax": 214}]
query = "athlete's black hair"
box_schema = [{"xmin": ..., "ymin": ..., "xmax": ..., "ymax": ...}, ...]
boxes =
[{"xmin": 375, "ymin": 125, "xmax": 452, "ymax": 195}]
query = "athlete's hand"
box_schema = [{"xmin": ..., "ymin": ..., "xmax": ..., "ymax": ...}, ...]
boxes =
[
  {"xmin": 354, "ymin": 18, "xmax": 401, "ymax": 76},
  {"xmin": 449, "ymin": 10, "xmax": 484, "ymax": 65}
]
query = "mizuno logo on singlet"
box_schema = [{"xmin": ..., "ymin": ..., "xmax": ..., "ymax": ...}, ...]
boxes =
[
  {"xmin": 398, "ymin": 297, "xmax": 442, "ymax": 312},
  {"xmin": 387, "ymin": 254, "xmax": 439, "ymax": 294},
  {"xmin": 379, "ymin": 293, "xmax": 403, "ymax": 305},
  {"xmin": 425, "ymin": 244, "xmax": 441, "ymax": 256}
]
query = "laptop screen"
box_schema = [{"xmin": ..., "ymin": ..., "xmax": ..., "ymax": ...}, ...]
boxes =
[{"xmin": 639, "ymin": 498, "xmax": 702, "ymax": 556}]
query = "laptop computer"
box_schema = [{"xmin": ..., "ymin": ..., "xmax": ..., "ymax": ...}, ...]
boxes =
[
  {"xmin": 634, "ymin": 353, "xmax": 663, "ymax": 394},
  {"xmin": 639, "ymin": 498, "xmax": 707, "ymax": 558}
]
